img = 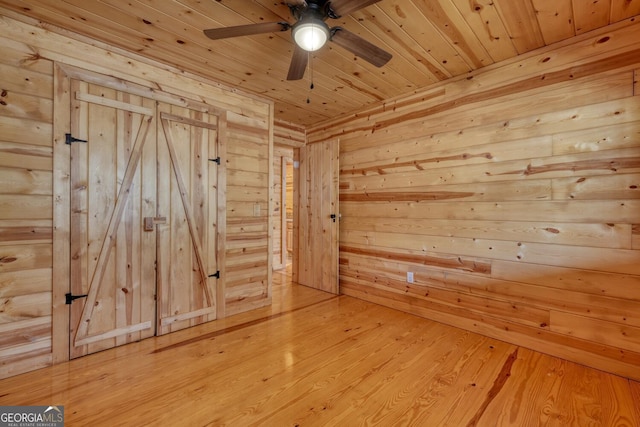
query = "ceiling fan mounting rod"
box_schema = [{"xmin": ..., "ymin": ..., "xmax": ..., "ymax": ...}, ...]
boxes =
[{"xmin": 289, "ymin": 0, "xmax": 332, "ymax": 22}]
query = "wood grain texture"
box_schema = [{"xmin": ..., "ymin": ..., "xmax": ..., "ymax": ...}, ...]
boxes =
[
  {"xmin": 0, "ymin": 15, "xmax": 271, "ymax": 378},
  {"xmin": 314, "ymin": 21, "xmax": 640, "ymax": 381},
  {"xmin": 1, "ymin": 1, "xmax": 639, "ymax": 126},
  {"xmin": 0, "ymin": 271, "xmax": 638, "ymax": 425},
  {"xmin": 51, "ymin": 64, "xmax": 70, "ymax": 367},
  {"xmin": 297, "ymin": 139, "xmax": 340, "ymax": 294},
  {"xmin": 0, "ymin": 0, "xmax": 639, "ymax": 386}
]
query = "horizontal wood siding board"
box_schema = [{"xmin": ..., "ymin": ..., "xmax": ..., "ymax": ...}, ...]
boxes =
[
  {"xmin": 340, "ymin": 244, "xmax": 491, "ymax": 274},
  {"xmin": 0, "ymin": 152, "xmax": 52, "ymax": 172},
  {"xmin": 0, "ymin": 292, "xmax": 51, "ymax": 322},
  {"xmin": 340, "ymin": 191, "xmax": 476, "ymax": 202},
  {"xmin": 0, "ymin": 62, "xmax": 53, "ymax": 99},
  {"xmin": 491, "ymin": 260, "xmax": 640, "ymax": 301},
  {"xmin": 550, "ymin": 311, "xmax": 640, "ymax": 354},
  {"xmin": 342, "ymin": 146, "xmax": 640, "ymax": 189},
  {"xmin": 552, "ymin": 173, "xmax": 640, "ymax": 200},
  {"xmin": 0, "ymin": 269, "xmax": 51, "ymax": 300},
  {"xmin": 0, "ymin": 167, "xmax": 52, "ymax": 195},
  {"xmin": 340, "ymin": 136, "xmax": 552, "ymax": 173},
  {"xmin": 0, "ymin": 316, "xmax": 50, "ymax": 348},
  {"xmin": 552, "ymin": 121, "xmax": 640, "ymax": 155},
  {"xmin": 339, "ymin": 217, "xmax": 631, "ymax": 249},
  {"xmin": 0, "ymin": 91, "xmax": 53, "ymax": 123},
  {"xmin": 0, "ymin": 116, "xmax": 52, "ymax": 147},
  {"xmin": 341, "ymin": 181, "xmax": 553, "ymax": 202},
  {"xmin": 0, "ymin": 226, "xmax": 52, "ymax": 245},
  {"xmin": 341, "ymin": 199, "xmax": 640, "ymax": 223}
]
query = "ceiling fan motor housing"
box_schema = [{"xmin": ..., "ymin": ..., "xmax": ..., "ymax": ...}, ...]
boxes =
[{"xmin": 291, "ymin": 0, "xmax": 332, "ymax": 51}]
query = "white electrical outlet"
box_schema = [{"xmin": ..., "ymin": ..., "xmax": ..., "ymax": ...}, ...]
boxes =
[{"xmin": 407, "ymin": 272, "xmax": 414, "ymax": 283}]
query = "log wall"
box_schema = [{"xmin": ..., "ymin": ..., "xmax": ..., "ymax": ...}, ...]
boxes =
[
  {"xmin": 0, "ymin": 12, "xmax": 272, "ymax": 378},
  {"xmin": 308, "ymin": 20, "xmax": 640, "ymax": 380}
]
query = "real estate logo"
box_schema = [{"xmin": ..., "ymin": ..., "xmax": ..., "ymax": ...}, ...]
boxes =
[{"xmin": 0, "ymin": 406, "xmax": 64, "ymax": 427}]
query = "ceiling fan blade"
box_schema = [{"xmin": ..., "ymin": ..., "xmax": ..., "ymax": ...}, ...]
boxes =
[
  {"xmin": 287, "ymin": 45, "xmax": 309, "ymax": 80},
  {"xmin": 328, "ymin": 0, "xmax": 381, "ymax": 17},
  {"xmin": 330, "ymin": 27, "xmax": 391, "ymax": 67},
  {"xmin": 203, "ymin": 22, "xmax": 289, "ymax": 40}
]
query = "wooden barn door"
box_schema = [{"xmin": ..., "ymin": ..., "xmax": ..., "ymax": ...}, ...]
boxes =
[
  {"xmin": 68, "ymin": 82, "xmax": 221, "ymax": 357},
  {"xmin": 69, "ymin": 81, "xmax": 157, "ymax": 358},
  {"xmin": 297, "ymin": 139, "xmax": 340, "ymax": 294},
  {"xmin": 156, "ymin": 106, "xmax": 219, "ymax": 335}
]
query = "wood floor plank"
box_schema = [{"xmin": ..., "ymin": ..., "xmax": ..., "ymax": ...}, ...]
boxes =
[
  {"xmin": 0, "ymin": 267, "xmax": 638, "ymax": 426},
  {"xmin": 631, "ymin": 380, "xmax": 640, "ymax": 424},
  {"xmin": 325, "ymin": 327, "xmax": 480, "ymax": 425},
  {"xmin": 600, "ymin": 374, "xmax": 640, "ymax": 426},
  {"xmin": 220, "ymin": 306, "xmax": 436, "ymax": 426},
  {"xmin": 252, "ymin": 319, "xmax": 464, "ymax": 426},
  {"xmin": 476, "ymin": 347, "xmax": 567, "ymax": 426},
  {"xmin": 543, "ymin": 359, "xmax": 638, "ymax": 426}
]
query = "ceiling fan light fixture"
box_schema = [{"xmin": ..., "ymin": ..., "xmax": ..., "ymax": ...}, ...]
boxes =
[{"xmin": 292, "ymin": 17, "xmax": 330, "ymax": 51}]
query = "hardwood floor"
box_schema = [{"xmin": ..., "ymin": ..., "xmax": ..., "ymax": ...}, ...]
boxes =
[{"xmin": 1, "ymin": 269, "xmax": 639, "ymax": 426}]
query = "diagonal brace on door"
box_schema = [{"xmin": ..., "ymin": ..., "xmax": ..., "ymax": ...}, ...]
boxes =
[
  {"xmin": 74, "ymin": 114, "xmax": 154, "ymax": 346},
  {"xmin": 160, "ymin": 112, "xmax": 214, "ymax": 306}
]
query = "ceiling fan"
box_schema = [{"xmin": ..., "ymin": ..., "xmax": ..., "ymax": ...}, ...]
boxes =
[{"xmin": 203, "ymin": 0, "xmax": 392, "ymax": 81}]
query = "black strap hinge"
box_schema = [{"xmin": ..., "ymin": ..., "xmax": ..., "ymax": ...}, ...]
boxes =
[
  {"xmin": 65, "ymin": 292, "xmax": 88, "ymax": 304},
  {"xmin": 209, "ymin": 157, "xmax": 221, "ymax": 165},
  {"xmin": 65, "ymin": 133, "xmax": 88, "ymax": 145},
  {"xmin": 209, "ymin": 271, "xmax": 220, "ymax": 279}
]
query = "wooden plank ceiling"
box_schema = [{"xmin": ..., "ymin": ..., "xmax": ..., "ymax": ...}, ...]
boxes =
[{"xmin": 1, "ymin": 0, "xmax": 639, "ymax": 127}]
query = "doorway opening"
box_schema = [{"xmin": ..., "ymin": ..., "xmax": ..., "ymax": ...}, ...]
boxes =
[
  {"xmin": 284, "ymin": 157, "xmax": 294, "ymax": 268},
  {"xmin": 274, "ymin": 148, "xmax": 296, "ymax": 273}
]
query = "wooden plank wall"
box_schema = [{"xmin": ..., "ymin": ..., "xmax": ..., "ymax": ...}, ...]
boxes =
[
  {"xmin": 224, "ymin": 110, "xmax": 272, "ymax": 317},
  {"xmin": 0, "ymin": 24, "xmax": 54, "ymax": 378},
  {"xmin": 274, "ymin": 119, "xmax": 306, "ymax": 148},
  {"xmin": 308, "ymin": 20, "xmax": 640, "ymax": 380},
  {"xmin": 0, "ymin": 12, "xmax": 272, "ymax": 378}
]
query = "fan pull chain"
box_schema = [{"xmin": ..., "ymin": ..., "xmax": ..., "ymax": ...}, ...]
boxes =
[{"xmin": 307, "ymin": 51, "xmax": 314, "ymax": 104}]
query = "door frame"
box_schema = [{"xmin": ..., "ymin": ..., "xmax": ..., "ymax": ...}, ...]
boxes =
[
  {"xmin": 52, "ymin": 64, "xmax": 227, "ymax": 363},
  {"xmin": 274, "ymin": 155, "xmax": 294, "ymax": 271},
  {"xmin": 283, "ymin": 157, "xmax": 294, "ymax": 269}
]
